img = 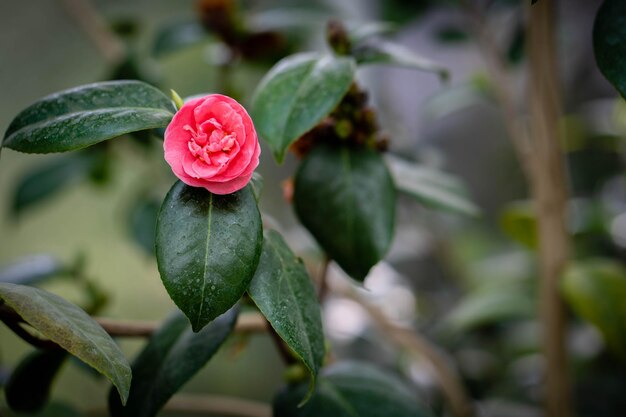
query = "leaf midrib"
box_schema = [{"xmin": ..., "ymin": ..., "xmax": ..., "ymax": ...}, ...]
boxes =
[{"xmin": 196, "ymin": 193, "xmax": 214, "ymax": 329}]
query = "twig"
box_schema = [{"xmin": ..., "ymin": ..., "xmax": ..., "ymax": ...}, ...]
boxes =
[
  {"xmin": 329, "ymin": 278, "xmax": 475, "ymax": 417},
  {"xmin": 526, "ymin": 2, "xmax": 571, "ymax": 417},
  {"xmin": 94, "ymin": 312, "xmax": 268, "ymax": 337},
  {"xmin": 59, "ymin": 0, "xmax": 125, "ymax": 65},
  {"xmin": 0, "ymin": 316, "xmax": 61, "ymax": 351}
]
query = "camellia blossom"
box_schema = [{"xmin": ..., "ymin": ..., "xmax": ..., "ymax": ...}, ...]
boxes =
[{"xmin": 164, "ymin": 94, "xmax": 261, "ymax": 195}]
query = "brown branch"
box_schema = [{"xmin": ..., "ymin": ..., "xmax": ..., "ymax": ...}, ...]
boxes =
[
  {"xmin": 526, "ymin": 2, "xmax": 572, "ymax": 417},
  {"xmin": 329, "ymin": 278, "xmax": 475, "ymax": 417},
  {"xmin": 59, "ymin": 0, "xmax": 125, "ymax": 65},
  {"xmin": 94, "ymin": 312, "xmax": 268, "ymax": 337}
]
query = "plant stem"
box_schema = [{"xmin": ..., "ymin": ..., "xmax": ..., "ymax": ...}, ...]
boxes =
[
  {"xmin": 328, "ymin": 277, "xmax": 475, "ymax": 417},
  {"xmin": 526, "ymin": 2, "xmax": 572, "ymax": 416}
]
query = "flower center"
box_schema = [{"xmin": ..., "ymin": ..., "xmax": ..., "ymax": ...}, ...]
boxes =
[{"xmin": 184, "ymin": 118, "xmax": 236, "ymax": 165}]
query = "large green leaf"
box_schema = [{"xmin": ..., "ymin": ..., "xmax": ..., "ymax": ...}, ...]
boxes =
[
  {"xmin": 156, "ymin": 181, "xmax": 262, "ymax": 331},
  {"xmin": 386, "ymin": 155, "xmax": 479, "ymax": 217},
  {"xmin": 274, "ymin": 361, "xmax": 433, "ymax": 417},
  {"xmin": 5, "ymin": 349, "xmax": 68, "ymax": 413},
  {"xmin": 248, "ymin": 230, "xmax": 325, "ymax": 402},
  {"xmin": 108, "ymin": 306, "xmax": 238, "ymax": 417},
  {"xmin": 593, "ymin": 0, "xmax": 626, "ymax": 99},
  {"xmin": 2, "ymin": 81, "xmax": 176, "ymax": 154},
  {"xmin": 294, "ymin": 144, "xmax": 395, "ymax": 281},
  {"xmin": 0, "ymin": 283, "xmax": 131, "ymax": 404},
  {"xmin": 353, "ymin": 40, "xmax": 448, "ymax": 80},
  {"xmin": 128, "ymin": 196, "xmax": 161, "ymax": 257},
  {"xmin": 251, "ymin": 53, "xmax": 355, "ymax": 163},
  {"xmin": 562, "ymin": 259, "xmax": 626, "ymax": 358}
]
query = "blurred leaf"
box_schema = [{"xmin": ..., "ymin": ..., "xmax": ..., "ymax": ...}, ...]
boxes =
[
  {"xmin": 2, "ymin": 81, "xmax": 176, "ymax": 154},
  {"xmin": 445, "ymin": 290, "xmax": 536, "ymax": 331},
  {"xmin": 353, "ymin": 41, "xmax": 448, "ymax": 80},
  {"xmin": 434, "ymin": 26, "xmax": 469, "ymax": 44},
  {"xmin": 562, "ymin": 259, "xmax": 626, "ymax": 358},
  {"xmin": 507, "ymin": 24, "xmax": 525, "ymax": 65},
  {"xmin": 152, "ymin": 19, "xmax": 208, "ymax": 57},
  {"xmin": 108, "ymin": 307, "xmax": 238, "ymax": 417},
  {"xmin": 128, "ymin": 197, "xmax": 161, "ymax": 256},
  {"xmin": 348, "ymin": 21, "xmax": 396, "ymax": 43},
  {"xmin": 0, "ymin": 283, "xmax": 131, "ymax": 404},
  {"xmin": 274, "ymin": 361, "xmax": 433, "ymax": 417},
  {"xmin": 294, "ymin": 144, "xmax": 395, "ymax": 281},
  {"xmin": 5, "ymin": 349, "xmax": 68, "ymax": 413},
  {"xmin": 593, "ymin": 0, "xmax": 626, "ymax": 99},
  {"xmin": 248, "ymin": 9, "xmax": 329, "ymax": 33},
  {"xmin": 11, "ymin": 153, "xmax": 93, "ymax": 215},
  {"xmin": 386, "ymin": 155, "xmax": 480, "ymax": 216},
  {"xmin": 499, "ymin": 201, "xmax": 537, "ymax": 248},
  {"xmin": 156, "ymin": 182, "xmax": 262, "ymax": 331},
  {"xmin": 0, "ymin": 255, "xmax": 64, "ymax": 285},
  {"xmin": 248, "ymin": 230, "xmax": 324, "ymax": 403},
  {"xmin": 252, "ymin": 53, "xmax": 355, "ymax": 163}
]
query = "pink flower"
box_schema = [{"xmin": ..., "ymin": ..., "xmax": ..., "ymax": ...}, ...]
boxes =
[{"xmin": 164, "ymin": 94, "xmax": 261, "ymax": 195}]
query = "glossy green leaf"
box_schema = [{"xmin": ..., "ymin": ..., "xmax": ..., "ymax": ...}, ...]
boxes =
[
  {"xmin": 0, "ymin": 283, "xmax": 131, "ymax": 404},
  {"xmin": 499, "ymin": 201, "xmax": 537, "ymax": 248},
  {"xmin": 2, "ymin": 81, "xmax": 176, "ymax": 154},
  {"xmin": 250, "ymin": 172, "xmax": 264, "ymax": 203},
  {"xmin": 0, "ymin": 255, "xmax": 64, "ymax": 285},
  {"xmin": 108, "ymin": 306, "xmax": 238, "ymax": 417},
  {"xmin": 128, "ymin": 197, "xmax": 161, "ymax": 256},
  {"xmin": 274, "ymin": 361, "xmax": 433, "ymax": 417},
  {"xmin": 386, "ymin": 155, "xmax": 479, "ymax": 217},
  {"xmin": 152, "ymin": 19, "xmax": 209, "ymax": 57},
  {"xmin": 562, "ymin": 259, "xmax": 626, "ymax": 358},
  {"xmin": 353, "ymin": 41, "xmax": 448, "ymax": 80},
  {"xmin": 11, "ymin": 153, "xmax": 93, "ymax": 215},
  {"xmin": 294, "ymin": 145, "xmax": 395, "ymax": 281},
  {"xmin": 251, "ymin": 53, "xmax": 355, "ymax": 163},
  {"xmin": 593, "ymin": 0, "xmax": 626, "ymax": 99},
  {"xmin": 248, "ymin": 230, "xmax": 324, "ymax": 402},
  {"xmin": 156, "ymin": 181, "xmax": 262, "ymax": 331},
  {"xmin": 5, "ymin": 349, "xmax": 68, "ymax": 413}
]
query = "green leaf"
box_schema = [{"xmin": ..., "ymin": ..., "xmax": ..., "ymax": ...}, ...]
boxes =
[
  {"xmin": 5, "ymin": 349, "xmax": 68, "ymax": 413},
  {"xmin": 250, "ymin": 172, "xmax": 264, "ymax": 203},
  {"xmin": 11, "ymin": 153, "xmax": 93, "ymax": 215},
  {"xmin": 593, "ymin": 0, "xmax": 626, "ymax": 99},
  {"xmin": 128, "ymin": 197, "xmax": 161, "ymax": 256},
  {"xmin": 274, "ymin": 361, "xmax": 433, "ymax": 417},
  {"xmin": 156, "ymin": 181, "xmax": 263, "ymax": 331},
  {"xmin": 499, "ymin": 201, "xmax": 537, "ymax": 248},
  {"xmin": 108, "ymin": 306, "xmax": 238, "ymax": 417},
  {"xmin": 562, "ymin": 259, "xmax": 626, "ymax": 358},
  {"xmin": 386, "ymin": 155, "xmax": 480, "ymax": 217},
  {"xmin": 2, "ymin": 81, "xmax": 176, "ymax": 154},
  {"xmin": 0, "ymin": 283, "xmax": 131, "ymax": 404},
  {"xmin": 0, "ymin": 255, "xmax": 64, "ymax": 285},
  {"xmin": 353, "ymin": 41, "xmax": 449, "ymax": 81},
  {"xmin": 251, "ymin": 53, "xmax": 355, "ymax": 163},
  {"xmin": 248, "ymin": 230, "xmax": 325, "ymax": 403},
  {"xmin": 294, "ymin": 145, "xmax": 395, "ymax": 281}
]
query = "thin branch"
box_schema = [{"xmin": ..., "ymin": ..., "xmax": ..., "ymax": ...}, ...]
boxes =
[
  {"xmin": 526, "ymin": 1, "xmax": 572, "ymax": 417},
  {"xmin": 460, "ymin": 0, "xmax": 535, "ymax": 180},
  {"xmin": 59, "ymin": 0, "xmax": 125, "ymax": 65},
  {"xmin": 94, "ymin": 312, "xmax": 268, "ymax": 337},
  {"xmin": 329, "ymin": 278, "xmax": 475, "ymax": 417}
]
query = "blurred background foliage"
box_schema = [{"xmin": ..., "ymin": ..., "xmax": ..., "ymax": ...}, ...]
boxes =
[{"xmin": 1, "ymin": 0, "xmax": 625, "ymax": 416}]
